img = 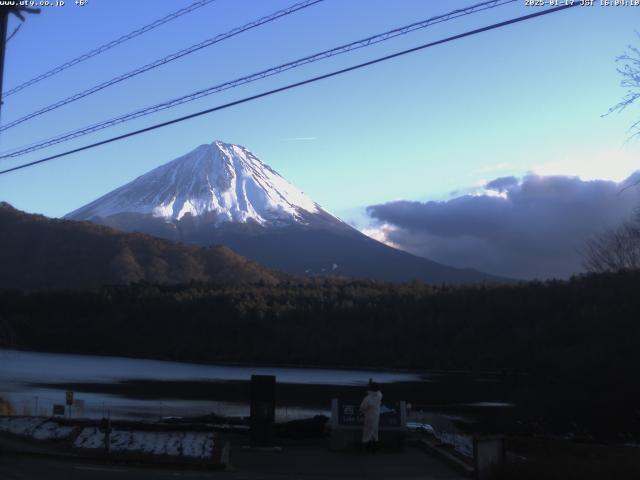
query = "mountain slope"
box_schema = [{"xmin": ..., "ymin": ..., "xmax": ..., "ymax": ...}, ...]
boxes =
[
  {"xmin": 0, "ymin": 202, "xmax": 279, "ymax": 290},
  {"xmin": 67, "ymin": 141, "xmax": 337, "ymax": 227},
  {"xmin": 66, "ymin": 140, "xmax": 506, "ymax": 284}
]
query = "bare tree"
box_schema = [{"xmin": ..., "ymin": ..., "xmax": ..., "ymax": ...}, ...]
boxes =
[
  {"xmin": 585, "ymin": 38, "xmax": 640, "ymax": 270},
  {"xmin": 583, "ymin": 211, "xmax": 640, "ymax": 273},
  {"xmin": 605, "ymin": 35, "xmax": 640, "ymax": 136}
]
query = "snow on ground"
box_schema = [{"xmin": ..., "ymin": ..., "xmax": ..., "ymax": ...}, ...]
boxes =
[
  {"xmin": 407, "ymin": 421, "xmax": 473, "ymax": 458},
  {"xmin": 0, "ymin": 416, "xmax": 214, "ymax": 459},
  {"xmin": 406, "ymin": 421, "xmax": 435, "ymax": 434},
  {"xmin": 433, "ymin": 430, "xmax": 473, "ymax": 458},
  {"xmin": 73, "ymin": 427, "xmax": 214, "ymax": 459},
  {"xmin": 31, "ymin": 421, "xmax": 74, "ymax": 440},
  {"xmin": 182, "ymin": 431, "xmax": 214, "ymax": 458},
  {"xmin": 0, "ymin": 416, "xmax": 45, "ymax": 436},
  {"xmin": 0, "ymin": 417, "xmax": 74, "ymax": 440},
  {"xmin": 73, "ymin": 426, "xmax": 103, "ymax": 449}
]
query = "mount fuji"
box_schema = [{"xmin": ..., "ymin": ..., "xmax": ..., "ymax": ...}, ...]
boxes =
[{"xmin": 66, "ymin": 140, "xmax": 502, "ymax": 284}]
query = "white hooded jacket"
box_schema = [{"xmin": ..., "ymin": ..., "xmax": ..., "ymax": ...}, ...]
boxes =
[{"xmin": 359, "ymin": 390, "xmax": 383, "ymax": 442}]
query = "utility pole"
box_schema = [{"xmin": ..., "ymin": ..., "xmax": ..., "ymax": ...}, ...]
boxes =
[
  {"xmin": 0, "ymin": 6, "xmax": 40, "ymax": 119},
  {"xmin": 0, "ymin": 7, "xmax": 9, "ymax": 116}
]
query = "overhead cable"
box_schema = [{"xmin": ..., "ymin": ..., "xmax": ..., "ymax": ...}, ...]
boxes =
[
  {"xmin": 0, "ymin": 4, "xmax": 579, "ymax": 176},
  {"xmin": 0, "ymin": 0, "xmax": 323, "ymax": 131},
  {"xmin": 3, "ymin": 0, "xmax": 220, "ymax": 98},
  {"xmin": 0, "ymin": 0, "xmax": 515, "ymax": 157}
]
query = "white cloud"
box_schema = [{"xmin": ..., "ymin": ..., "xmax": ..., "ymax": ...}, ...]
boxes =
[
  {"xmin": 532, "ymin": 149, "xmax": 638, "ymax": 182},
  {"xmin": 360, "ymin": 224, "xmax": 400, "ymax": 249}
]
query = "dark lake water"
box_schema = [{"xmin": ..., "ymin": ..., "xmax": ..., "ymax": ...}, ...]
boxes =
[{"xmin": 0, "ymin": 349, "xmax": 514, "ymax": 427}]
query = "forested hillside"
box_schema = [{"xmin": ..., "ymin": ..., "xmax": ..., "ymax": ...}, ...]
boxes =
[
  {"xmin": 1, "ymin": 271, "xmax": 639, "ymax": 437},
  {"xmin": 0, "ymin": 202, "xmax": 279, "ymax": 289}
]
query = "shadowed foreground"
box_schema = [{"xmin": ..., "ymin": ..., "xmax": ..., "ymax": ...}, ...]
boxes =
[{"xmin": 0, "ymin": 447, "xmax": 463, "ymax": 480}]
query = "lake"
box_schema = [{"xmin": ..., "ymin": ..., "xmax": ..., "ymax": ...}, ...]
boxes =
[{"xmin": 0, "ymin": 349, "xmax": 514, "ymax": 426}]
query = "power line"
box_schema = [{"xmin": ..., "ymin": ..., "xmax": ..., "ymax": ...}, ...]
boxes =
[
  {"xmin": 0, "ymin": 3, "xmax": 578, "ymax": 177},
  {"xmin": 0, "ymin": 0, "xmax": 517, "ymax": 159},
  {"xmin": 0, "ymin": 6, "xmax": 39, "ymax": 121},
  {"xmin": 2, "ymin": 0, "xmax": 219, "ymax": 99},
  {"xmin": 0, "ymin": 0, "xmax": 324, "ymax": 133},
  {"xmin": 5, "ymin": 23, "xmax": 21, "ymax": 44}
]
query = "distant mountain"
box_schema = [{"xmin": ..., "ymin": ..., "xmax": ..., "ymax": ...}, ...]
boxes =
[
  {"xmin": 0, "ymin": 202, "xmax": 279, "ymax": 290},
  {"xmin": 66, "ymin": 140, "xmax": 505, "ymax": 284}
]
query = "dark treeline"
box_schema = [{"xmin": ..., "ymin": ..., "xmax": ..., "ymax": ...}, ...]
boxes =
[{"xmin": 1, "ymin": 271, "xmax": 639, "ymax": 438}]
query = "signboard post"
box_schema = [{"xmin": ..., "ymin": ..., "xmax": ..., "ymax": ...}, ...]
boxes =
[
  {"xmin": 65, "ymin": 391, "xmax": 74, "ymax": 418},
  {"xmin": 52, "ymin": 404, "xmax": 65, "ymax": 416},
  {"xmin": 73, "ymin": 399, "xmax": 85, "ymax": 417},
  {"xmin": 100, "ymin": 416, "xmax": 112, "ymax": 453}
]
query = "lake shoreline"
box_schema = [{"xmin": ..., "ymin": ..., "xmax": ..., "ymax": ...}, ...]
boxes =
[
  {"xmin": 1, "ymin": 346, "xmax": 515, "ymax": 377},
  {"xmin": 0, "ymin": 349, "xmax": 513, "ymax": 429}
]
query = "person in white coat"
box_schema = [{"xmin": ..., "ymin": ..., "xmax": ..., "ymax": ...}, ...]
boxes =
[{"xmin": 359, "ymin": 381, "xmax": 382, "ymax": 452}]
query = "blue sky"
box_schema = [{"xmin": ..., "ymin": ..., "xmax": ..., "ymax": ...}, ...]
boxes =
[{"xmin": 0, "ymin": 0, "xmax": 638, "ymax": 227}]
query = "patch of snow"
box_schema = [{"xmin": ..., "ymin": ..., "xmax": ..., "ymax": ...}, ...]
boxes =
[
  {"xmin": 65, "ymin": 140, "xmax": 326, "ymax": 228},
  {"xmin": 0, "ymin": 417, "xmax": 74, "ymax": 441},
  {"xmin": 182, "ymin": 431, "xmax": 214, "ymax": 458},
  {"xmin": 74, "ymin": 427, "xmax": 103, "ymax": 449},
  {"xmin": 73, "ymin": 427, "xmax": 214, "ymax": 459},
  {"xmin": 152, "ymin": 196, "xmax": 176, "ymax": 218},
  {"xmin": 407, "ymin": 422, "xmax": 435, "ymax": 434},
  {"xmin": 434, "ymin": 430, "xmax": 473, "ymax": 458},
  {"xmin": 175, "ymin": 200, "xmax": 197, "ymax": 220},
  {"xmin": 31, "ymin": 421, "xmax": 74, "ymax": 440},
  {"xmin": 0, "ymin": 416, "xmax": 46, "ymax": 436}
]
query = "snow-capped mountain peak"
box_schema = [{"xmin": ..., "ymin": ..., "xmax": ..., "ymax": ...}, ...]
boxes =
[
  {"xmin": 66, "ymin": 140, "xmax": 324, "ymax": 226},
  {"xmin": 63, "ymin": 140, "xmax": 503, "ymax": 284}
]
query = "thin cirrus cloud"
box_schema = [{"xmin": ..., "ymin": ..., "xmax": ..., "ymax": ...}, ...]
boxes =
[{"xmin": 365, "ymin": 172, "xmax": 640, "ymax": 280}]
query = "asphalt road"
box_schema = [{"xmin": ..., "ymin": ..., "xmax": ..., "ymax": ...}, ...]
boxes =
[
  {"xmin": 0, "ymin": 447, "xmax": 464, "ymax": 480},
  {"xmin": 0, "ymin": 455, "xmax": 217, "ymax": 480}
]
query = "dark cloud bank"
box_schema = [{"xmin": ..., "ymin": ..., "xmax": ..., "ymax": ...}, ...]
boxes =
[{"xmin": 367, "ymin": 172, "xmax": 640, "ymax": 280}]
